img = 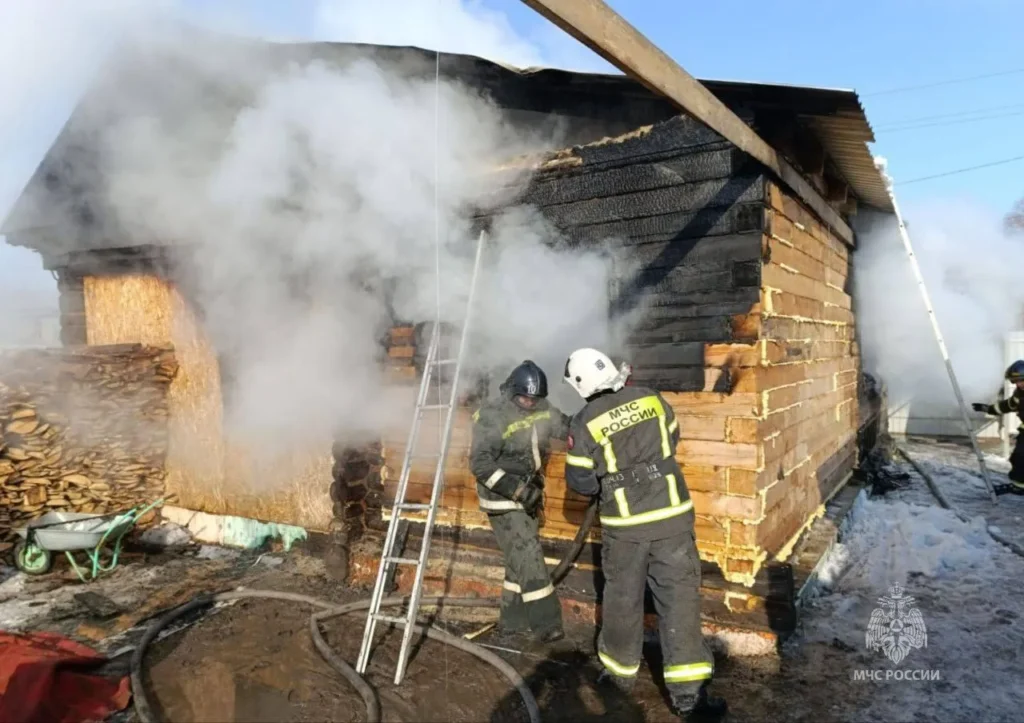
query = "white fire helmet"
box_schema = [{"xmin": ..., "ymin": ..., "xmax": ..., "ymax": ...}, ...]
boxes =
[{"xmin": 563, "ymin": 348, "xmax": 630, "ymax": 399}]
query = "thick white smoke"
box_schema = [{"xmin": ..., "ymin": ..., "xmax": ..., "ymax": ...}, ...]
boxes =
[
  {"xmin": 854, "ymin": 195, "xmax": 1024, "ymax": 423},
  {"xmin": 0, "ymin": 1, "xmax": 170, "ymax": 347},
  {"xmin": 73, "ymin": 7, "xmax": 627, "ymax": 460}
]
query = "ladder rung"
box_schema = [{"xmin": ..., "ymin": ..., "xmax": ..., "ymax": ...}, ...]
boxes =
[
  {"xmin": 386, "ymin": 556, "xmax": 419, "ymax": 566},
  {"xmin": 431, "ymin": 358, "xmax": 458, "ymax": 365},
  {"xmin": 373, "ymin": 614, "xmax": 410, "ymax": 626},
  {"xmin": 419, "ymin": 404, "xmax": 450, "ymax": 411},
  {"xmin": 396, "ymin": 503, "xmax": 431, "ymax": 511}
]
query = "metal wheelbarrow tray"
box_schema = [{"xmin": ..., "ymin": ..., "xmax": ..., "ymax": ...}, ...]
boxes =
[{"xmin": 12, "ymin": 499, "xmax": 163, "ymax": 581}]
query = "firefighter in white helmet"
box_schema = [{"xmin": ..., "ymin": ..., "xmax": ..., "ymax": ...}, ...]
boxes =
[{"xmin": 562, "ymin": 348, "xmax": 725, "ymax": 720}]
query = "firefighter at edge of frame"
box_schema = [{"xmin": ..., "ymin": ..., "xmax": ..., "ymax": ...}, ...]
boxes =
[
  {"xmin": 973, "ymin": 359, "xmax": 1024, "ymax": 496},
  {"xmin": 562, "ymin": 348, "xmax": 727, "ymax": 721},
  {"xmin": 468, "ymin": 360, "xmax": 574, "ymax": 651}
]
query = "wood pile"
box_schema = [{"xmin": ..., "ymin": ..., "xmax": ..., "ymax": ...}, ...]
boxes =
[{"xmin": 0, "ymin": 344, "xmax": 178, "ymax": 546}]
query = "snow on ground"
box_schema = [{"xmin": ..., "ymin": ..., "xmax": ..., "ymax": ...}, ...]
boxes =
[{"xmin": 797, "ymin": 438, "xmax": 1024, "ymax": 722}]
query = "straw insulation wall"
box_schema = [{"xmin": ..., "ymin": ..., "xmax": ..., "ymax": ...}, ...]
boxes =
[{"xmin": 82, "ymin": 274, "xmax": 334, "ymax": 531}]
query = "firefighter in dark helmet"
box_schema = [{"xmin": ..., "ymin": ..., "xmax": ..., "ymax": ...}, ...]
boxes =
[
  {"xmin": 973, "ymin": 359, "xmax": 1024, "ymax": 495},
  {"xmin": 469, "ymin": 360, "xmax": 570, "ymax": 646},
  {"xmin": 562, "ymin": 348, "xmax": 726, "ymax": 720}
]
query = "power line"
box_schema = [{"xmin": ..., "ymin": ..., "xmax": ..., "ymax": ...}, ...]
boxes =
[
  {"xmin": 877, "ymin": 109, "xmax": 1024, "ymax": 133},
  {"xmin": 899, "ymin": 154, "xmax": 1024, "ymax": 185},
  {"xmin": 862, "ymin": 67, "xmax": 1024, "ymax": 97},
  {"xmin": 873, "ymin": 102, "xmax": 1024, "ymax": 129}
]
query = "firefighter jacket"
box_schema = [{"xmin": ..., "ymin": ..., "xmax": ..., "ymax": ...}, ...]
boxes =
[
  {"xmin": 564, "ymin": 385, "xmax": 692, "ymax": 540},
  {"xmin": 989, "ymin": 387, "xmax": 1024, "ymax": 426},
  {"xmin": 470, "ymin": 396, "xmax": 570, "ymax": 515}
]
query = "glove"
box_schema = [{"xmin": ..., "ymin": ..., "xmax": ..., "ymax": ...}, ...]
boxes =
[
  {"xmin": 972, "ymin": 402, "xmax": 992, "ymax": 414},
  {"xmin": 517, "ymin": 484, "xmax": 543, "ymax": 516}
]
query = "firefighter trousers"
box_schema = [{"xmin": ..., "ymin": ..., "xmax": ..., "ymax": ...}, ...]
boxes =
[
  {"xmin": 1010, "ymin": 432, "xmax": 1024, "ymax": 486},
  {"xmin": 598, "ymin": 528, "xmax": 714, "ymax": 698},
  {"xmin": 487, "ymin": 510, "xmax": 563, "ymax": 636}
]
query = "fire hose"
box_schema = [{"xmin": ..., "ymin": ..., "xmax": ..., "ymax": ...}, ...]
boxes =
[{"xmin": 129, "ymin": 499, "xmax": 598, "ymax": 723}]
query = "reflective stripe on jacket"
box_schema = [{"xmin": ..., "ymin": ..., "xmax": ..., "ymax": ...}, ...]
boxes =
[
  {"xmin": 469, "ymin": 396, "xmax": 570, "ymax": 513},
  {"xmin": 564, "ymin": 385, "xmax": 692, "ymax": 536}
]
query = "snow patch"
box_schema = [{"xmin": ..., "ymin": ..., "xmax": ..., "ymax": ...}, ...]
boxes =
[
  {"xmin": 799, "ymin": 443, "xmax": 1024, "ymax": 722},
  {"xmin": 818, "ymin": 494, "xmax": 998, "ymax": 593}
]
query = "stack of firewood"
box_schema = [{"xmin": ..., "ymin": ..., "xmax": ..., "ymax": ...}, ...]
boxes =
[{"xmin": 0, "ymin": 344, "xmax": 178, "ymax": 546}]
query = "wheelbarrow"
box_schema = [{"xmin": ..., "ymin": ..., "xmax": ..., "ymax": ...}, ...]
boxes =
[{"xmin": 13, "ymin": 499, "xmax": 164, "ymax": 582}]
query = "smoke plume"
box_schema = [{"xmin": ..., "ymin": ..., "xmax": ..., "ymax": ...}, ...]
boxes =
[
  {"xmin": 51, "ymin": 5, "xmax": 630, "ymax": 460},
  {"xmin": 854, "ymin": 194, "xmax": 1024, "ymax": 422}
]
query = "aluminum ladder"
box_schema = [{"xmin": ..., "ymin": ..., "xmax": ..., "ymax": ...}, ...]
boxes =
[{"xmin": 355, "ymin": 229, "xmax": 487, "ymax": 685}]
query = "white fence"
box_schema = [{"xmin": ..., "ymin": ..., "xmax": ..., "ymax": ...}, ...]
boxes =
[
  {"xmin": 887, "ymin": 331, "xmax": 1024, "ymax": 445},
  {"xmin": 0, "ymin": 308, "xmax": 61, "ymax": 349}
]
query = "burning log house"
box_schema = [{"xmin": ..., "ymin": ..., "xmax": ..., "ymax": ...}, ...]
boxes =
[{"xmin": 0, "ymin": 34, "xmax": 889, "ymax": 640}]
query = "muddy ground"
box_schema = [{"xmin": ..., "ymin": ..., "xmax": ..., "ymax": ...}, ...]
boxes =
[
  {"xmin": 12, "ymin": 436, "xmax": 1019, "ymax": 722},
  {"xmin": 0, "ymin": 539, "xmax": 874, "ymax": 723}
]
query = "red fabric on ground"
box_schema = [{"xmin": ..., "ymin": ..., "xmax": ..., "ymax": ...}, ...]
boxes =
[{"xmin": 0, "ymin": 631, "xmax": 131, "ymax": 723}]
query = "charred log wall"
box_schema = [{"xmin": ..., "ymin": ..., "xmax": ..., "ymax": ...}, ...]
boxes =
[{"xmin": 514, "ymin": 114, "xmax": 766, "ymax": 391}]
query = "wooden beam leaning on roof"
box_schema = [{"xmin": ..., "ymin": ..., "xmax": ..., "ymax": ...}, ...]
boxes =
[{"xmin": 519, "ymin": 0, "xmax": 855, "ymax": 248}]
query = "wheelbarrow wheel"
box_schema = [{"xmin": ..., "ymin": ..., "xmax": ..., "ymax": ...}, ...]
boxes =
[{"xmin": 14, "ymin": 541, "xmax": 53, "ymax": 575}]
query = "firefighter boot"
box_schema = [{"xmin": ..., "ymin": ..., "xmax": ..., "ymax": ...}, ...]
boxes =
[
  {"xmin": 526, "ymin": 627, "xmax": 577, "ymax": 654},
  {"xmin": 993, "ymin": 482, "xmax": 1024, "ymax": 496},
  {"xmin": 670, "ymin": 685, "xmax": 727, "ymax": 720},
  {"xmin": 596, "ymin": 668, "xmax": 635, "ymax": 694}
]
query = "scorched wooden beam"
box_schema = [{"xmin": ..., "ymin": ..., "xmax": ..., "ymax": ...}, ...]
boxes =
[{"xmin": 519, "ymin": 0, "xmax": 855, "ymax": 246}]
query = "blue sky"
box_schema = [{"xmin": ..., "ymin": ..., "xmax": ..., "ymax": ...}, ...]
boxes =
[
  {"xmin": 1, "ymin": 0, "xmax": 1022, "ymax": 304},
  {"xmin": 178, "ymin": 0, "xmax": 1024, "ymax": 211}
]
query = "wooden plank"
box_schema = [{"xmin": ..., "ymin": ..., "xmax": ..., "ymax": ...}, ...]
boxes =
[
  {"xmin": 762, "ymin": 262, "xmax": 851, "ymax": 309},
  {"xmin": 524, "ymin": 147, "xmax": 738, "ymax": 207},
  {"xmin": 541, "ymin": 174, "xmax": 766, "ymax": 230},
  {"xmin": 685, "ymin": 465, "xmax": 728, "ymax": 494},
  {"xmin": 766, "ymin": 184, "xmax": 851, "ymax": 256},
  {"xmin": 758, "ymin": 357, "xmax": 857, "ymax": 393},
  {"xmin": 759, "ymin": 384, "xmax": 858, "ymax": 442},
  {"xmin": 763, "ymin": 235, "xmax": 827, "ymax": 283},
  {"xmin": 618, "ymin": 232, "xmax": 762, "ymax": 269},
  {"xmin": 763, "ymin": 339, "xmax": 852, "ymax": 364},
  {"xmin": 518, "ymin": 0, "xmax": 855, "ymax": 247},
  {"xmin": 690, "ymin": 489, "xmax": 763, "ymax": 522},
  {"xmin": 704, "ymin": 366, "xmax": 757, "ymax": 394},
  {"xmin": 565, "ymin": 202, "xmax": 764, "ymax": 248},
  {"xmin": 679, "ymin": 439, "xmax": 760, "ymax": 470},
  {"xmin": 763, "ymin": 413, "xmax": 853, "ymax": 473},
  {"xmin": 704, "ymin": 342, "xmax": 760, "ymax": 368},
  {"xmin": 627, "ymin": 262, "xmax": 754, "ymax": 300},
  {"xmin": 526, "ymin": 116, "xmax": 729, "ymax": 173},
  {"xmin": 629, "ymin": 316, "xmax": 736, "ymax": 344},
  {"xmin": 678, "ymin": 415, "xmax": 727, "ymax": 441},
  {"xmin": 727, "ymin": 416, "xmax": 760, "ymax": 444},
  {"xmin": 628, "ymin": 366, "xmax": 708, "ymax": 392},
  {"xmin": 628, "ymin": 342, "xmax": 706, "ymax": 367},
  {"xmin": 622, "ymin": 285, "xmax": 760, "ymax": 312},
  {"xmin": 762, "ymin": 289, "xmax": 855, "ymax": 325},
  {"xmin": 664, "ymin": 391, "xmax": 761, "ymax": 417},
  {"xmin": 765, "ymin": 211, "xmax": 848, "ymax": 275},
  {"xmin": 764, "ymin": 375, "xmax": 836, "ymax": 413},
  {"xmin": 762, "ymin": 318, "xmax": 851, "ymax": 343}
]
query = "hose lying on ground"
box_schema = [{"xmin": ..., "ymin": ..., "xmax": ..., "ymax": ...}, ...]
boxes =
[
  {"xmin": 130, "ymin": 498, "xmax": 598, "ymax": 723},
  {"xmin": 895, "ymin": 444, "xmax": 1024, "ymax": 559}
]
